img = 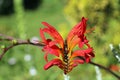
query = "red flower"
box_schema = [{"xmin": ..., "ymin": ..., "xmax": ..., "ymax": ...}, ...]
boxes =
[
  {"xmin": 109, "ymin": 64, "xmax": 120, "ymax": 72},
  {"xmin": 40, "ymin": 17, "xmax": 95, "ymax": 74}
]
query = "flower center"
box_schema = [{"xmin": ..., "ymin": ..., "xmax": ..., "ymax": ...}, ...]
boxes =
[{"xmin": 63, "ymin": 40, "xmax": 70, "ymax": 74}]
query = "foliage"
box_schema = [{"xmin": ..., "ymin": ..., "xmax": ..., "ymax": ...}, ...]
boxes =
[
  {"xmin": 64, "ymin": 0, "xmax": 120, "ymax": 79},
  {"xmin": 0, "ymin": 0, "xmax": 120, "ymax": 80},
  {"xmin": 0, "ymin": 0, "xmax": 67, "ymax": 80},
  {"xmin": 64, "ymin": 0, "xmax": 120, "ymax": 62}
]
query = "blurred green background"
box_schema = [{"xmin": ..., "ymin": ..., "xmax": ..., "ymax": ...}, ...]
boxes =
[{"xmin": 0, "ymin": 0, "xmax": 120, "ymax": 80}]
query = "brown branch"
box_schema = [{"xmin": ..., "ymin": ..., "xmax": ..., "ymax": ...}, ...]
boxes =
[
  {"xmin": 78, "ymin": 57, "xmax": 120, "ymax": 79},
  {"xmin": 89, "ymin": 61, "xmax": 120, "ymax": 79},
  {"xmin": 0, "ymin": 33, "xmax": 15, "ymax": 41},
  {"xmin": 0, "ymin": 33, "xmax": 45, "ymax": 60},
  {"xmin": 0, "ymin": 33, "xmax": 120, "ymax": 79}
]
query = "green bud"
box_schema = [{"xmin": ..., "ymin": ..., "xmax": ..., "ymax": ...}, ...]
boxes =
[
  {"xmin": 1, "ymin": 45, "xmax": 5, "ymax": 49},
  {"xmin": 12, "ymin": 39, "xmax": 17, "ymax": 44}
]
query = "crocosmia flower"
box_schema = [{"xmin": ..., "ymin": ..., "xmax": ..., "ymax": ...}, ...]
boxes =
[{"xmin": 40, "ymin": 17, "xmax": 95, "ymax": 74}]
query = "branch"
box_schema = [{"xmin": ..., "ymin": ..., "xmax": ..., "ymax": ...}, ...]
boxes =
[
  {"xmin": 0, "ymin": 33, "xmax": 45, "ymax": 60},
  {"xmin": 78, "ymin": 56, "xmax": 120, "ymax": 79},
  {"xmin": 0, "ymin": 33, "xmax": 120, "ymax": 79},
  {"xmin": 89, "ymin": 61, "xmax": 120, "ymax": 79}
]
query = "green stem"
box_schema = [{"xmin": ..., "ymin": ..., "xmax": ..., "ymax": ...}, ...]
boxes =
[{"xmin": 14, "ymin": 0, "xmax": 26, "ymax": 39}]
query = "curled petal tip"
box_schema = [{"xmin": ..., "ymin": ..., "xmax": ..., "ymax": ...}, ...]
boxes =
[
  {"xmin": 41, "ymin": 21, "xmax": 64, "ymax": 48},
  {"xmin": 44, "ymin": 59, "xmax": 63, "ymax": 70}
]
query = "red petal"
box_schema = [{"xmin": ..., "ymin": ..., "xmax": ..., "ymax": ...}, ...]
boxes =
[
  {"xmin": 68, "ymin": 36, "xmax": 80, "ymax": 51},
  {"xmin": 84, "ymin": 48, "xmax": 94, "ymax": 62},
  {"xmin": 43, "ymin": 45, "xmax": 61, "ymax": 57},
  {"xmin": 78, "ymin": 36, "xmax": 89, "ymax": 48},
  {"xmin": 67, "ymin": 17, "xmax": 87, "ymax": 44},
  {"xmin": 78, "ymin": 41, "xmax": 84, "ymax": 48},
  {"xmin": 88, "ymin": 51, "xmax": 95, "ymax": 57},
  {"xmin": 85, "ymin": 55, "xmax": 90, "ymax": 63},
  {"xmin": 71, "ymin": 50, "xmax": 85, "ymax": 58},
  {"xmin": 84, "ymin": 47, "xmax": 93, "ymax": 54},
  {"xmin": 67, "ymin": 17, "xmax": 88, "ymax": 49},
  {"xmin": 42, "ymin": 22, "xmax": 64, "ymax": 48},
  {"xmin": 40, "ymin": 28, "xmax": 46, "ymax": 43},
  {"xmin": 44, "ymin": 52, "xmax": 49, "ymax": 62},
  {"xmin": 44, "ymin": 59, "xmax": 63, "ymax": 70},
  {"xmin": 42, "ymin": 39, "xmax": 62, "ymax": 61},
  {"xmin": 48, "ymin": 40, "xmax": 57, "ymax": 47},
  {"xmin": 71, "ymin": 48, "xmax": 94, "ymax": 61},
  {"xmin": 72, "ymin": 59, "xmax": 84, "ymax": 67},
  {"xmin": 110, "ymin": 65, "xmax": 120, "ymax": 72}
]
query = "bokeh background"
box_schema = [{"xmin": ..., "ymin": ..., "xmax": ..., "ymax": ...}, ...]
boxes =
[{"xmin": 0, "ymin": 0, "xmax": 120, "ymax": 80}]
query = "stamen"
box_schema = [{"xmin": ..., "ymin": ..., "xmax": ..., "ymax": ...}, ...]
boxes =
[{"xmin": 63, "ymin": 40, "xmax": 70, "ymax": 74}]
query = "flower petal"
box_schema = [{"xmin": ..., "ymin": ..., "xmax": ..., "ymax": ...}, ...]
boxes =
[
  {"xmin": 44, "ymin": 52, "xmax": 49, "ymax": 62},
  {"xmin": 78, "ymin": 36, "xmax": 89, "ymax": 48},
  {"xmin": 71, "ymin": 48, "xmax": 94, "ymax": 63},
  {"xmin": 71, "ymin": 50, "xmax": 85, "ymax": 58},
  {"xmin": 67, "ymin": 17, "xmax": 87, "ymax": 44},
  {"xmin": 85, "ymin": 55, "xmax": 90, "ymax": 63},
  {"xmin": 40, "ymin": 28, "xmax": 47, "ymax": 43},
  {"xmin": 67, "ymin": 17, "xmax": 88, "ymax": 49},
  {"xmin": 72, "ymin": 59, "xmax": 84, "ymax": 67},
  {"xmin": 41, "ymin": 22, "xmax": 64, "ymax": 48},
  {"xmin": 43, "ymin": 44, "xmax": 61, "ymax": 57},
  {"xmin": 68, "ymin": 35, "xmax": 80, "ymax": 51},
  {"xmin": 44, "ymin": 59, "xmax": 63, "ymax": 70}
]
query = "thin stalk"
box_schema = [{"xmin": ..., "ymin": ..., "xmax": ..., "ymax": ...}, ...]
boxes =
[
  {"xmin": 14, "ymin": 0, "xmax": 26, "ymax": 39},
  {"xmin": 95, "ymin": 66, "xmax": 102, "ymax": 80},
  {"xmin": 63, "ymin": 74, "xmax": 70, "ymax": 80}
]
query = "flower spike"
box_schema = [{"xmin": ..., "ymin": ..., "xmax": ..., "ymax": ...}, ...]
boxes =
[{"xmin": 40, "ymin": 17, "xmax": 95, "ymax": 74}]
